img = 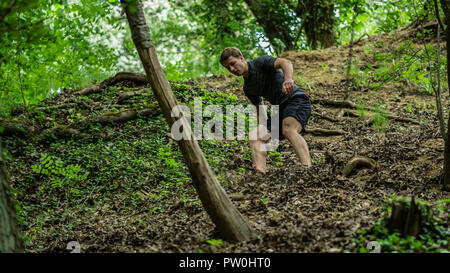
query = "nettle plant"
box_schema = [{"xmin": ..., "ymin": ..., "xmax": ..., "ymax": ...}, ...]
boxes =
[{"xmin": 31, "ymin": 153, "xmax": 88, "ymax": 188}]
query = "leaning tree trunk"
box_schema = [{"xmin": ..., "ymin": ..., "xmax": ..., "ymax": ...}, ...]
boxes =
[
  {"xmin": 0, "ymin": 140, "xmax": 23, "ymax": 252},
  {"xmin": 121, "ymin": 0, "xmax": 254, "ymax": 241}
]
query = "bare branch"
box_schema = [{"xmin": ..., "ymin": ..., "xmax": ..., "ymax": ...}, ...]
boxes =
[
  {"xmin": 413, "ymin": 0, "xmax": 447, "ymax": 139},
  {"xmin": 434, "ymin": 0, "xmax": 446, "ymax": 31}
]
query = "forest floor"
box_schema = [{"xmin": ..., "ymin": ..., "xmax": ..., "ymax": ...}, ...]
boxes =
[{"xmin": 2, "ymin": 20, "xmax": 449, "ymax": 253}]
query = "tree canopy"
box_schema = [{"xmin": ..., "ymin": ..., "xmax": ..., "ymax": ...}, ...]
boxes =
[{"xmin": 0, "ymin": 0, "xmax": 435, "ymax": 115}]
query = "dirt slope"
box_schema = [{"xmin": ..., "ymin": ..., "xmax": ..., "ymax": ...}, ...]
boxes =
[{"xmin": 2, "ymin": 20, "xmax": 449, "ymax": 253}]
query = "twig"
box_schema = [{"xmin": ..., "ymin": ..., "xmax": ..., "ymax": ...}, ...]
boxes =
[
  {"xmin": 414, "ymin": 0, "xmax": 446, "ymax": 139},
  {"xmin": 434, "ymin": 0, "xmax": 446, "ymax": 32},
  {"xmin": 345, "ymin": 0, "xmax": 359, "ymax": 100},
  {"xmin": 436, "ymin": 22, "xmax": 446, "ymax": 139},
  {"xmin": 350, "ymin": 33, "xmax": 369, "ymax": 46}
]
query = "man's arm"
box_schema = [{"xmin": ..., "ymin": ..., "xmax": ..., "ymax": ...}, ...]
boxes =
[{"xmin": 274, "ymin": 58, "xmax": 294, "ymax": 94}]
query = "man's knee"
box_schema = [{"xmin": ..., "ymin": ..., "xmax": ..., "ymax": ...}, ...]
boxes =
[
  {"xmin": 282, "ymin": 117, "xmax": 302, "ymax": 140},
  {"xmin": 282, "ymin": 127, "xmax": 298, "ymax": 140}
]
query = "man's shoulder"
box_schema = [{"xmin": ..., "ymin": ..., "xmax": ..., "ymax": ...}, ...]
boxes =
[
  {"xmin": 250, "ymin": 55, "xmax": 276, "ymax": 63},
  {"xmin": 249, "ymin": 55, "xmax": 277, "ymax": 72}
]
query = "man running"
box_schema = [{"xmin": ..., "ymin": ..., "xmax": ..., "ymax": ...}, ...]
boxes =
[{"xmin": 220, "ymin": 47, "xmax": 312, "ymax": 175}]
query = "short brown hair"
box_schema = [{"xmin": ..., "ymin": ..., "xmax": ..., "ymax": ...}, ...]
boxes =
[{"xmin": 220, "ymin": 47, "xmax": 243, "ymax": 65}]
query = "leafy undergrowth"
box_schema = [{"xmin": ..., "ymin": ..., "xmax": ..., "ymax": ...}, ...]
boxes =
[
  {"xmin": 2, "ymin": 21, "xmax": 450, "ymax": 253},
  {"xmin": 355, "ymin": 196, "xmax": 449, "ymax": 253}
]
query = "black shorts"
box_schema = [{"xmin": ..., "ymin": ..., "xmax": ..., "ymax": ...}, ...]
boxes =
[{"xmin": 266, "ymin": 94, "xmax": 312, "ymax": 140}]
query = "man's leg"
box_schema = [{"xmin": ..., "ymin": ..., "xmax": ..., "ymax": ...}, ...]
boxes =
[
  {"xmin": 249, "ymin": 124, "xmax": 271, "ymax": 173},
  {"xmin": 282, "ymin": 116, "xmax": 312, "ymax": 167}
]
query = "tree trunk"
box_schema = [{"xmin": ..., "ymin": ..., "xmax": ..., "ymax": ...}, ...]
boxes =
[
  {"xmin": 121, "ymin": 0, "xmax": 254, "ymax": 242},
  {"xmin": 389, "ymin": 197, "xmax": 422, "ymax": 237},
  {"xmin": 0, "ymin": 141, "xmax": 23, "ymax": 252},
  {"xmin": 303, "ymin": 0, "xmax": 335, "ymax": 49},
  {"xmin": 286, "ymin": 0, "xmax": 336, "ymax": 50},
  {"xmin": 244, "ymin": 0, "xmax": 297, "ymax": 52},
  {"xmin": 440, "ymin": 0, "xmax": 450, "ymax": 190}
]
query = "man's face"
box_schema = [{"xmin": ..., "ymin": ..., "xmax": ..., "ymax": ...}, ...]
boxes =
[{"xmin": 222, "ymin": 55, "xmax": 247, "ymax": 77}]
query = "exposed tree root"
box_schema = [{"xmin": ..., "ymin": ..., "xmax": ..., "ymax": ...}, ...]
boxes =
[
  {"xmin": 41, "ymin": 126, "xmax": 81, "ymax": 137},
  {"xmin": 386, "ymin": 115, "xmax": 420, "ymax": 125},
  {"xmin": 364, "ymin": 114, "xmax": 420, "ymax": 126},
  {"xmin": 2, "ymin": 107, "xmax": 159, "ymax": 138},
  {"xmin": 74, "ymin": 72, "xmax": 148, "ymax": 97},
  {"xmin": 314, "ymin": 99, "xmax": 420, "ymax": 125},
  {"xmin": 305, "ymin": 128, "xmax": 345, "ymax": 136},
  {"xmin": 37, "ymin": 103, "xmax": 78, "ymax": 111},
  {"xmin": 0, "ymin": 121, "xmax": 34, "ymax": 137},
  {"xmin": 85, "ymin": 108, "xmax": 157, "ymax": 125},
  {"xmin": 342, "ymin": 156, "xmax": 376, "ymax": 177},
  {"xmin": 336, "ymin": 109, "xmax": 360, "ymax": 118},
  {"xmin": 313, "ymin": 99, "xmax": 356, "ymax": 108},
  {"xmin": 314, "ymin": 112, "xmax": 339, "ymax": 122},
  {"xmin": 75, "ymin": 84, "xmax": 101, "ymax": 96},
  {"xmin": 99, "ymin": 72, "xmax": 148, "ymax": 88},
  {"xmin": 117, "ymin": 88, "xmax": 150, "ymax": 103}
]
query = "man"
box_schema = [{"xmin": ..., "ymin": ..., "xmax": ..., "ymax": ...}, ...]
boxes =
[{"xmin": 219, "ymin": 47, "xmax": 312, "ymax": 175}]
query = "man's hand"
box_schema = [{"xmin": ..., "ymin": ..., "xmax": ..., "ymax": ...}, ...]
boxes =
[{"xmin": 282, "ymin": 79, "xmax": 294, "ymax": 94}]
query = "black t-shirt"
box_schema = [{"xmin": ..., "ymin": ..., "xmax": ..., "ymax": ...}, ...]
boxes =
[{"xmin": 243, "ymin": 55, "xmax": 307, "ymax": 105}]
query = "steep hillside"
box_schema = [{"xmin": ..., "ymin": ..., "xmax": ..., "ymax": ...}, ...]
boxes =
[{"xmin": 1, "ymin": 21, "xmax": 449, "ymax": 253}]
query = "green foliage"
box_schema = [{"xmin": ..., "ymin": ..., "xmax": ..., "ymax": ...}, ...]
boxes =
[
  {"xmin": 355, "ymin": 196, "xmax": 449, "ymax": 253},
  {"xmin": 0, "ymin": 0, "xmax": 121, "ymax": 115},
  {"xmin": 160, "ymin": 0, "xmax": 267, "ymax": 80},
  {"xmin": 352, "ymin": 40, "xmax": 445, "ymax": 95},
  {"xmin": 0, "ymin": 0, "xmax": 440, "ymax": 116},
  {"xmin": 372, "ymin": 103, "xmax": 388, "ymax": 131},
  {"xmin": 296, "ymin": 72, "xmax": 315, "ymax": 93},
  {"xmin": 31, "ymin": 153, "xmax": 88, "ymax": 188},
  {"xmin": 206, "ymin": 239, "xmax": 223, "ymax": 246},
  {"xmin": 356, "ymin": 100, "xmax": 366, "ymax": 119},
  {"xmin": 336, "ymin": 0, "xmax": 431, "ymax": 45},
  {"xmin": 348, "ymin": 59, "xmax": 371, "ymax": 88}
]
